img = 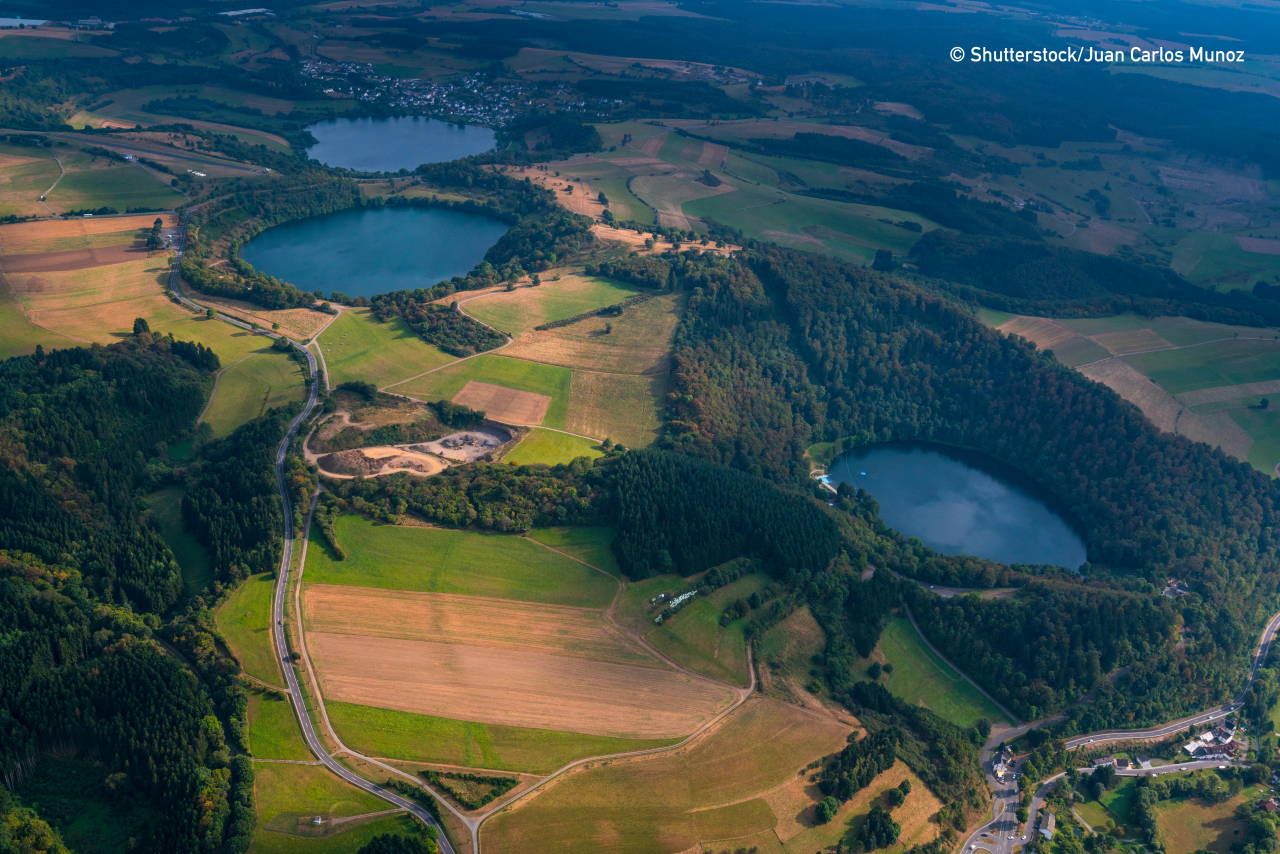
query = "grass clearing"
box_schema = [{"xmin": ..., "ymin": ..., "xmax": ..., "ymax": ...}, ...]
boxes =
[
  {"xmin": 392, "ymin": 354, "xmax": 571, "ymax": 430},
  {"xmin": 1155, "ymin": 787, "xmax": 1259, "ymax": 854},
  {"xmin": 1103, "ymin": 778, "xmax": 1139, "ymax": 825},
  {"xmin": 566, "ymin": 370, "xmax": 664, "ymax": 448},
  {"xmin": 45, "ymin": 163, "xmax": 186, "ymax": 213},
  {"xmin": 463, "ymin": 274, "xmax": 641, "ymax": 336},
  {"xmin": 316, "ymin": 307, "xmax": 455, "ymax": 389},
  {"xmin": 869, "ymin": 617, "xmax": 1009, "ymax": 728},
  {"xmin": 147, "ymin": 485, "xmax": 214, "ymax": 597},
  {"xmin": 326, "ymin": 701, "xmax": 679, "ymax": 775},
  {"xmin": 758, "ymin": 605, "xmax": 832, "ymax": 707},
  {"xmin": 253, "ymin": 761, "xmax": 389, "ymax": 826},
  {"xmin": 0, "ymin": 150, "xmax": 61, "ymax": 218},
  {"xmin": 482, "ymin": 696, "xmax": 852, "ymax": 852},
  {"xmin": 216, "ymin": 573, "xmax": 283, "ymax": 688},
  {"xmin": 646, "ymin": 572, "xmax": 770, "ymax": 687},
  {"xmin": 202, "ymin": 349, "xmax": 307, "ymax": 438},
  {"xmin": 528, "ymin": 526, "xmax": 620, "ymax": 576},
  {"xmin": 503, "ymin": 428, "xmax": 603, "ymax": 465},
  {"xmin": 251, "ymin": 813, "xmax": 429, "ymax": 854},
  {"xmin": 248, "ymin": 688, "xmax": 312, "ymax": 761},
  {"xmin": 303, "ymin": 515, "xmax": 616, "ymax": 608}
]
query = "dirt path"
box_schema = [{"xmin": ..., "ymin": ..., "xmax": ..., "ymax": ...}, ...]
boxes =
[{"xmin": 37, "ymin": 154, "xmax": 65, "ymax": 217}]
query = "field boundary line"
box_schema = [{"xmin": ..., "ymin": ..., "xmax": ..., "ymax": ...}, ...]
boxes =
[{"xmin": 1074, "ymin": 334, "xmax": 1280, "ymax": 370}]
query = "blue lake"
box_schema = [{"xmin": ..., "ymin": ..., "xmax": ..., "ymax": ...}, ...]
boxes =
[
  {"xmin": 238, "ymin": 206, "xmax": 509, "ymax": 299},
  {"xmin": 305, "ymin": 115, "xmax": 495, "ymax": 172},
  {"xmin": 829, "ymin": 442, "xmax": 1088, "ymax": 569}
]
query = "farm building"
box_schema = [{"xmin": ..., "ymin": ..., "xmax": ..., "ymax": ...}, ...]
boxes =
[{"xmin": 1040, "ymin": 813, "xmax": 1055, "ymax": 840}]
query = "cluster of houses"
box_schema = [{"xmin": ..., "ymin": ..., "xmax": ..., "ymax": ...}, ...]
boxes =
[
  {"xmin": 1183, "ymin": 719, "xmax": 1241, "ymax": 760},
  {"xmin": 992, "ymin": 746, "xmax": 1017, "ymax": 783}
]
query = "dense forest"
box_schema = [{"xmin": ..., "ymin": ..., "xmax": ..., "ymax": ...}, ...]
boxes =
[
  {"xmin": 0, "ymin": 339, "xmax": 256, "ymax": 852},
  {"xmin": 650, "ymin": 244, "xmax": 1280, "ymax": 728}
]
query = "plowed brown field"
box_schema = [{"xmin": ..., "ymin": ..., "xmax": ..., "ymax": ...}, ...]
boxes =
[
  {"xmin": 453, "ymin": 380, "xmax": 551, "ymax": 425},
  {"xmin": 308, "ymin": 632, "xmax": 734, "ymax": 738},
  {"xmin": 303, "ymin": 585, "xmax": 657, "ymax": 667},
  {"xmin": 1, "ymin": 244, "xmax": 149, "ymax": 272}
]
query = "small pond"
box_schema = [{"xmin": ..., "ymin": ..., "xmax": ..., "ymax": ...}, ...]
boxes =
[
  {"xmin": 828, "ymin": 442, "xmax": 1088, "ymax": 569},
  {"xmin": 305, "ymin": 116, "xmax": 495, "ymax": 172},
  {"xmin": 238, "ymin": 205, "xmax": 510, "ymax": 299}
]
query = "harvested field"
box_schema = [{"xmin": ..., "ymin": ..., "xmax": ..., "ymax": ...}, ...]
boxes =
[
  {"xmin": 482, "ymin": 697, "xmax": 853, "ymax": 853},
  {"xmin": 303, "ymin": 585, "xmax": 655, "ymax": 667},
  {"xmin": 1237, "ymin": 236, "xmax": 1280, "ymax": 255},
  {"xmin": 630, "ymin": 173, "xmax": 736, "ymax": 229},
  {"xmin": 462, "ymin": 273, "xmax": 639, "ymax": 335},
  {"xmin": 453, "ymin": 380, "xmax": 551, "ymax": 425},
  {"xmin": 194, "ymin": 293, "xmax": 334, "ymax": 342},
  {"xmin": 0, "ymin": 244, "xmax": 151, "ymax": 272},
  {"xmin": 1177, "ymin": 379, "xmax": 1280, "ymax": 407},
  {"xmin": 307, "ymin": 632, "xmax": 734, "ymax": 739},
  {"xmin": 0, "ymin": 213, "xmax": 175, "ymax": 254},
  {"xmin": 697, "ymin": 141, "xmax": 728, "ymax": 168},
  {"xmin": 502, "ymin": 292, "xmax": 684, "ymax": 375},
  {"xmin": 1091, "ymin": 328, "xmax": 1176, "ymax": 355},
  {"xmin": 8, "ymin": 255, "xmax": 172, "ymax": 341},
  {"xmin": 1079, "ymin": 359, "xmax": 1253, "ymax": 461},
  {"xmin": 566, "ymin": 370, "xmax": 664, "ymax": 448},
  {"xmin": 998, "ymin": 315, "xmax": 1081, "ymax": 350},
  {"xmin": 634, "ymin": 133, "xmax": 667, "ymax": 156},
  {"xmin": 771, "ymin": 760, "xmax": 941, "ymax": 853}
]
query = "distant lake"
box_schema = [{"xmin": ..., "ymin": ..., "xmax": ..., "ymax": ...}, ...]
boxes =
[
  {"xmin": 829, "ymin": 442, "xmax": 1088, "ymax": 569},
  {"xmin": 238, "ymin": 206, "xmax": 509, "ymax": 299},
  {"xmin": 305, "ymin": 116, "xmax": 495, "ymax": 172}
]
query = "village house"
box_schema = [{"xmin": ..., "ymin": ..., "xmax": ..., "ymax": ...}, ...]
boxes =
[{"xmin": 1040, "ymin": 813, "xmax": 1056, "ymax": 840}]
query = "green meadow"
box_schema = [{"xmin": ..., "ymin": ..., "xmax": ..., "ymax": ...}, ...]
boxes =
[
  {"xmin": 464, "ymin": 276, "xmax": 640, "ymax": 336},
  {"xmin": 216, "ymin": 573, "xmax": 282, "ymax": 688},
  {"xmin": 316, "ymin": 307, "xmax": 455, "ymax": 389},
  {"xmin": 504, "ymin": 428, "xmax": 603, "ymax": 466},
  {"xmin": 202, "ymin": 349, "xmax": 307, "ymax": 437},
  {"xmin": 303, "ymin": 514, "xmax": 616, "ymax": 608},
  {"xmin": 645, "ymin": 572, "xmax": 769, "ymax": 687},
  {"xmin": 248, "ymin": 689, "xmax": 312, "ymax": 761},
  {"xmin": 528, "ymin": 526, "xmax": 621, "ymax": 577},
  {"xmin": 326, "ymin": 702, "xmax": 678, "ymax": 775},
  {"xmin": 147, "ymin": 486, "xmax": 214, "ymax": 597},
  {"xmin": 46, "ymin": 164, "xmax": 186, "ymax": 213},
  {"xmin": 1123, "ymin": 339, "xmax": 1280, "ymax": 395}
]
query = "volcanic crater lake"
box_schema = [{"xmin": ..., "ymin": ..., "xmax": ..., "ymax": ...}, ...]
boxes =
[
  {"xmin": 237, "ymin": 206, "xmax": 510, "ymax": 299},
  {"xmin": 829, "ymin": 442, "xmax": 1088, "ymax": 569},
  {"xmin": 305, "ymin": 116, "xmax": 496, "ymax": 173}
]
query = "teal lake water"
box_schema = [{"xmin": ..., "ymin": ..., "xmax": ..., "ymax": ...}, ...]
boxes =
[
  {"xmin": 829, "ymin": 442, "xmax": 1087, "ymax": 569},
  {"xmin": 238, "ymin": 206, "xmax": 509, "ymax": 298},
  {"xmin": 305, "ymin": 116, "xmax": 495, "ymax": 172}
]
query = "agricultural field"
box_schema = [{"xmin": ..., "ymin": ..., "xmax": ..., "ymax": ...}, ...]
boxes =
[
  {"xmin": 201, "ymin": 348, "xmax": 308, "ymax": 437},
  {"xmin": 645, "ymin": 572, "xmax": 770, "ymax": 687},
  {"xmin": 251, "ymin": 762, "xmax": 405, "ymax": 851},
  {"xmin": 503, "ymin": 428, "xmax": 603, "ymax": 465},
  {"xmin": 861, "ymin": 617, "xmax": 1009, "ymax": 728},
  {"xmin": 564, "ymin": 370, "xmax": 664, "ymax": 448},
  {"xmin": 325, "ymin": 702, "xmax": 679, "ymax": 775},
  {"xmin": 0, "ymin": 32, "xmax": 117, "ymax": 60},
  {"xmin": 216, "ymin": 573, "xmax": 283, "ymax": 688},
  {"xmin": 252, "ymin": 813, "xmax": 423, "ymax": 854},
  {"xmin": 990, "ymin": 311, "xmax": 1280, "ymax": 474},
  {"xmin": 0, "ymin": 144, "xmax": 61, "ymax": 218},
  {"xmin": 315, "ymin": 307, "xmax": 455, "ymax": 389},
  {"xmin": 248, "ymin": 688, "xmax": 312, "ymax": 761},
  {"xmin": 1155, "ymin": 785, "xmax": 1262, "ymax": 854},
  {"xmin": 501, "ymin": 291, "xmax": 683, "ymax": 375},
  {"xmin": 302, "ymin": 581, "xmax": 730, "ymax": 739},
  {"xmin": 461, "ymin": 274, "xmax": 641, "ymax": 335},
  {"xmin": 146, "ymin": 485, "xmax": 214, "ymax": 597},
  {"xmin": 45, "ymin": 162, "xmax": 186, "ymax": 214},
  {"xmin": 481, "ymin": 697, "xmax": 861, "ymax": 853},
  {"xmin": 303, "ymin": 515, "xmax": 617, "ymax": 607},
  {"xmin": 391, "ymin": 354, "xmax": 572, "ymax": 428},
  {"xmin": 527, "ymin": 526, "xmax": 621, "ymax": 576}
]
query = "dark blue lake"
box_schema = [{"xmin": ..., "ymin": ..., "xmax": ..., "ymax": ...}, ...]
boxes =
[
  {"xmin": 238, "ymin": 206, "xmax": 509, "ymax": 298},
  {"xmin": 305, "ymin": 116, "xmax": 495, "ymax": 172},
  {"xmin": 829, "ymin": 442, "xmax": 1088, "ymax": 569}
]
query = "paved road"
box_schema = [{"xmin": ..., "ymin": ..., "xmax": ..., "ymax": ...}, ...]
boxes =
[
  {"xmin": 1, "ymin": 128, "xmax": 268, "ymax": 175},
  {"xmin": 165, "ymin": 204, "xmax": 457, "ymax": 851}
]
